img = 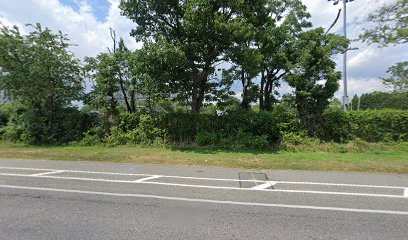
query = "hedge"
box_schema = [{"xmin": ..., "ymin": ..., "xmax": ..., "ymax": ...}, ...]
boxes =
[{"xmin": 116, "ymin": 108, "xmax": 407, "ymax": 145}]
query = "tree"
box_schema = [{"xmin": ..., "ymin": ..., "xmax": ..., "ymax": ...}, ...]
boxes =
[
  {"xmin": 84, "ymin": 29, "xmax": 140, "ymax": 125},
  {"xmin": 134, "ymin": 38, "xmax": 188, "ymax": 112},
  {"xmin": 224, "ymin": 0, "xmax": 312, "ymax": 111},
  {"xmin": 0, "ymin": 23, "xmax": 84, "ymax": 143},
  {"xmin": 120, "ymin": 0, "xmax": 244, "ymax": 113},
  {"xmin": 381, "ymin": 61, "xmax": 408, "ymax": 92},
  {"xmin": 285, "ymin": 28, "xmax": 349, "ymax": 134},
  {"xmin": 359, "ymin": 0, "xmax": 407, "ymax": 47},
  {"xmin": 359, "ymin": 0, "xmax": 407, "ymax": 92}
]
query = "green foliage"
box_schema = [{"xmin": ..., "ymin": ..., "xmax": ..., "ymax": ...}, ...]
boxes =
[
  {"xmin": 195, "ymin": 132, "xmax": 218, "ymax": 146},
  {"xmin": 0, "ymin": 104, "xmax": 10, "ymax": 127},
  {"xmin": 315, "ymin": 107, "xmax": 352, "ymax": 142},
  {"xmin": 314, "ymin": 108, "xmax": 408, "ymax": 143},
  {"xmin": 285, "ymin": 28, "xmax": 349, "ymax": 134},
  {"xmin": 79, "ymin": 129, "xmax": 103, "ymax": 146},
  {"xmin": 348, "ymin": 110, "xmax": 408, "ymax": 142},
  {"xmin": 359, "ymin": 0, "xmax": 407, "ymax": 47},
  {"xmin": 351, "ymin": 91, "xmax": 408, "ymax": 110},
  {"xmin": 280, "ymin": 131, "xmax": 321, "ymax": 152},
  {"xmin": 120, "ymin": 0, "xmax": 247, "ymax": 113},
  {"xmin": 128, "ymin": 115, "xmax": 168, "ymax": 146},
  {"xmin": 0, "ymin": 24, "xmax": 84, "ymax": 144},
  {"xmin": 382, "ymin": 62, "xmax": 408, "ymax": 92},
  {"xmin": 103, "ymin": 127, "xmax": 129, "ymax": 147}
]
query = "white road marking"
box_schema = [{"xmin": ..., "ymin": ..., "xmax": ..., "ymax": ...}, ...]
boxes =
[
  {"xmin": 251, "ymin": 181, "xmax": 277, "ymax": 190},
  {"xmin": 0, "ymin": 166, "xmax": 265, "ymax": 183},
  {"xmin": 277, "ymin": 181, "xmax": 406, "ymax": 189},
  {"xmin": 0, "ymin": 166, "xmax": 406, "ymax": 190},
  {"xmin": 31, "ymin": 170, "xmax": 65, "ymax": 176},
  {"xmin": 404, "ymin": 188, "xmax": 408, "ymax": 197},
  {"xmin": 0, "ymin": 172, "xmax": 406, "ymax": 199},
  {"xmin": 133, "ymin": 175, "xmax": 162, "ymax": 183},
  {"xmin": 0, "ymin": 166, "xmax": 407, "ymax": 198},
  {"xmin": 0, "ymin": 184, "xmax": 407, "ymax": 215}
]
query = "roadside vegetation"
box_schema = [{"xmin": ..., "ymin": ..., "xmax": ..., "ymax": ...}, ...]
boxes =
[
  {"xmin": 0, "ymin": 141, "xmax": 407, "ymax": 173},
  {"xmin": 0, "ymin": 0, "xmax": 407, "ymax": 172}
]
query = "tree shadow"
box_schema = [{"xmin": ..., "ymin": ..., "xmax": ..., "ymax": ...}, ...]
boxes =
[{"xmin": 169, "ymin": 144, "xmax": 280, "ymax": 155}]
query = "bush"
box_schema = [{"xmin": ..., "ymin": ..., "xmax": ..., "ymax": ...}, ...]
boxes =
[
  {"xmin": 348, "ymin": 109, "xmax": 408, "ymax": 142},
  {"xmin": 103, "ymin": 127, "xmax": 129, "ymax": 147},
  {"xmin": 127, "ymin": 115, "xmax": 168, "ymax": 147},
  {"xmin": 315, "ymin": 108, "xmax": 351, "ymax": 142},
  {"xmin": 219, "ymin": 129, "xmax": 270, "ymax": 150},
  {"xmin": 113, "ymin": 108, "xmax": 408, "ymax": 149},
  {"xmin": 195, "ymin": 132, "xmax": 218, "ymax": 146},
  {"xmin": 0, "ymin": 104, "xmax": 96, "ymax": 144},
  {"xmin": 78, "ymin": 127, "xmax": 105, "ymax": 146}
]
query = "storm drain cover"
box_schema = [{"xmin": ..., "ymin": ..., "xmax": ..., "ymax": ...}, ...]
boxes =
[{"xmin": 238, "ymin": 172, "xmax": 273, "ymax": 189}]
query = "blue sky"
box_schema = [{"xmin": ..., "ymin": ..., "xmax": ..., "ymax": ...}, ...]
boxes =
[
  {"xmin": 0, "ymin": 0, "xmax": 406, "ymax": 98},
  {"xmin": 60, "ymin": 0, "xmax": 111, "ymax": 22}
]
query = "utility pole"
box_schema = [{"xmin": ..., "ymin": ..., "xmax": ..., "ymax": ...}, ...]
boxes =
[
  {"xmin": 342, "ymin": 0, "xmax": 348, "ymax": 110},
  {"xmin": 328, "ymin": 0, "xmax": 355, "ymax": 110}
]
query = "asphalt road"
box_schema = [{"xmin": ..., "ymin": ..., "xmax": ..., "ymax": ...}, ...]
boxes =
[{"xmin": 0, "ymin": 159, "xmax": 407, "ymax": 240}]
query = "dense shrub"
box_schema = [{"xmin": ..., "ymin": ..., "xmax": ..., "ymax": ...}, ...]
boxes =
[
  {"xmin": 195, "ymin": 132, "xmax": 218, "ymax": 146},
  {"xmin": 0, "ymin": 107, "xmax": 8, "ymax": 127},
  {"xmin": 348, "ymin": 109, "xmax": 408, "ymax": 142},
  {"xmin": 315, "ymin": 109, "xmax": 408, "ymax": 142},
  {"xmin": 0, "ymin": 105, "xmax": 96, "ymax": 144},
  {"xmin": 106, "ymin": 109, "xmax": 408, "ymax": 149},
  {"xmin": 315, "ymin": 108, "xmax": 352, "ymax": 142}
]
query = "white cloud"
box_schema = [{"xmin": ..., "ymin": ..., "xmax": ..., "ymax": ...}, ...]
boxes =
[
  {"xmin": 0, "ymin": 0, "xmax": 137, "ymax": 58},
  {"xmin": 304, "ymin": 0, "xmax": 406, "ymax": 97}
]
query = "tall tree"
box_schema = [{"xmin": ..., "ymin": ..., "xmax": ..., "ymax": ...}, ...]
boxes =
[
  {"xmin": 0, "ymin": 23, "xmax": 84, "ymax": 143},
  {"xmin": 119, "ymin": 0, "xmax": 243, "ymax": 113},
  {"xmin": 285, "ymin": 28, "xmax": 349, "ymax": 134},
  {"xmin": 84, "ymin": 30, "xmax": 140, "ymax": 124},
  {"xmin": 225, "ymin": 0, "xmax": 312, "ymax": 111}
]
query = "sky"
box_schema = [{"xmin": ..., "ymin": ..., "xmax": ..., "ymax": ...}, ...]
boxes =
[{"xmin": 0, "ymin": 0, "xmax": 406, "ymax": 99}]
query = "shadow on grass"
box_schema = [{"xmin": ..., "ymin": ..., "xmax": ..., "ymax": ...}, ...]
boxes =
[{"xmin": 169, "ymin": 144, "xmax": 280, "ymax": 155}]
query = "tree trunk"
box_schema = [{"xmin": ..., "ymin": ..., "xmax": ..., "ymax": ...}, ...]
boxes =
[
  {"xmin": 241, "ymin": 71, "xmax": 251, "ymax": 110},
  {"xmin": 259, "ymin": 71, "xmax": 265, "ymax": 111},
  {"xmin": 130, "ymin": 89, "xmax": 136, "ymax": 113},
  {"xmin": 118, "ymin": 74, "xmax": 132, "ymax": 113}
]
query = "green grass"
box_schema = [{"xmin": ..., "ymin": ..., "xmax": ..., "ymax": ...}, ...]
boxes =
[{"xmin": 0, "ymin": 141, "xmax": 407, "ymax": 174}]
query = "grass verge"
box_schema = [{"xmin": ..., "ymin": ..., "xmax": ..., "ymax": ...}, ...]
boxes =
[{"xmin": 0, "ymin": 141, "xmax": 407, "ymax": 174}]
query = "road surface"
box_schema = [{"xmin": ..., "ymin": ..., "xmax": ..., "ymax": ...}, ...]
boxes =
[{"xmin": 0, "ymin": 158, "xmax": 407, "ymax": 239}]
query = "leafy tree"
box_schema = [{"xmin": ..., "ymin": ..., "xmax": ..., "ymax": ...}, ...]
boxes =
[
  {"xmin": 120, "ymin": 0, "xmax": 245, "ymax": 113},
  {"xmin": 84, "ymin": 30, "xmax": 140, "ymax": 125},
  {"xmin": 224, "ymin": 0, "xmax": 312, "ymax": 111},
  {"xmin": 359, "ymin": 0, "xmax": 407, "ymax": 93},
  {"xmin": 0, "ymin": 23, "xmax": 84, "ymax": 143},
  {"xmin": 381, "ymin": 61, "xmax": 408, "ymax": 92},
  {"xmin": 285, "ymin": 28, "xmax": 349, "ymax": 134},
  {"xmin": 359, "ymin": 0, "xmax": 407, "ymax": 47},
  {"xmin": 134, "ymin": 39, "xmax": 188, "ymax": 112}
]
